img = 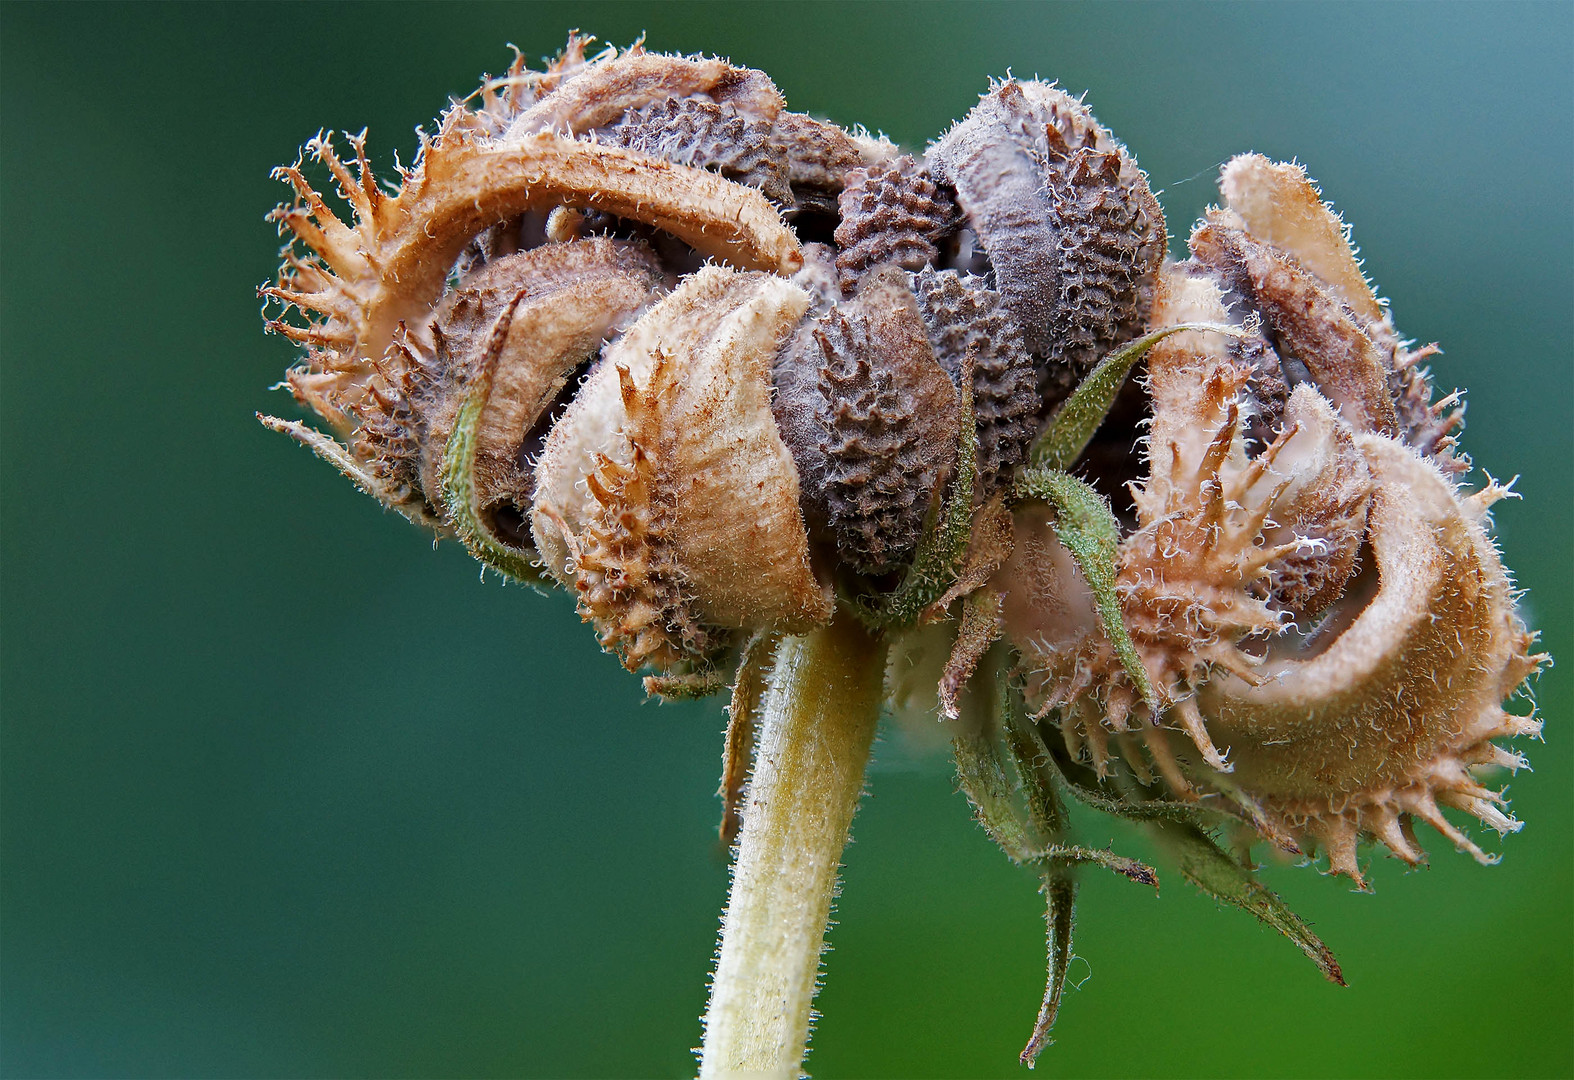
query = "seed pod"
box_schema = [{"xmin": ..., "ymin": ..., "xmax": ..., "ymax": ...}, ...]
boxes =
[
  {"xmin": 833, "ymin": 154, "xmax": 957, "ymax": 286},
  {"xmin": 911, "ymin": 267, "xmax": 1039, "ymax": 491},
  {"xmin": 928, "ymin": 79, "xmax": 1165, "ymax": 403},
  {"xmin": 419, "ymin": 239, "xmax": 667, "ymax": 537},
  {"xmin": 1192, "ymin": 211, "xmax": 1400, "ymax": 437}
]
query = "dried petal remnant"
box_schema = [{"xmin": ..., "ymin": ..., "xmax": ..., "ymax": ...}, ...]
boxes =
[
  {"xmin": 532, "ymin": 267, "xmax": 830, "ymax": 670},
  {"xmin": 1004, "ymin": 156, "xmax": 1543, "ymax": 883}
]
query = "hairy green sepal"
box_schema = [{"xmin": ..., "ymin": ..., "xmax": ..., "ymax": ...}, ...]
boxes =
[
  {"xmin": 1029, "ymin": 323, "xmax": 1245, "ymax": 472},
  {"xmin": 1013, "ymin": 468, "xmax": 1157, "ymax": 711},
  {"xmin": 950, "ymin": 657, "xmax": 1158, "ymax": 1067},
  {"xmin": 440, "ymin": 389, "xmax": 551, "ymax": 589},
  {"xmin": 1146, "ymin": 820, "xmax": 1346, "ymax": 986}
]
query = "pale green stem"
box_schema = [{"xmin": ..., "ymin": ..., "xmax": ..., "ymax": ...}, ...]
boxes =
[{"xmin": 699, "ymin": 616, "xmax": 887, "ymax": 1080}]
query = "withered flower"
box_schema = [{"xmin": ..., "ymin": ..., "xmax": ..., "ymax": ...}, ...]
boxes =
[{"xmin": 259, "ymin": 37, "xmax": 1546, "ymax": 1075}]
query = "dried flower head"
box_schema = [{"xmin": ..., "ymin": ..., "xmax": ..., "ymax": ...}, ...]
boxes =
[{"xmin": 259, "ymin": 37, "xmax": 1546, "ymax": 1073}]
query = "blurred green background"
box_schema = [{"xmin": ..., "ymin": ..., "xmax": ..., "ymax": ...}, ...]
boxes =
[{"xmin": 2, "ymin": 3, "xmax": 1569, "ymax": 1077}]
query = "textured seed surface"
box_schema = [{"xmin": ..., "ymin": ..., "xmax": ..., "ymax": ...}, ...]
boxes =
[
  {"xmin": 911, "ymin": 267, "xmax": 1039, "ymax": 491},
  {"xmin": 834, "ymin": 154, "xmax": 956, "ymax": 285},
  {"xmin": 598, "ymin": 97, "xmax": 793, "ymax": 206},
  {"xmin": 928, "ymin": 80, "xmax": 1165, "ymax": 410}
]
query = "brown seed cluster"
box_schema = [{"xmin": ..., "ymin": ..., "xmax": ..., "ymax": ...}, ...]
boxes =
[
  {"xmin": 260, "ymin": 38, "xmax": 1545, "ymax": 1056},
  {"xmin": 261, "ymin": 38, "xmax": 1167, "ymax": 678}
]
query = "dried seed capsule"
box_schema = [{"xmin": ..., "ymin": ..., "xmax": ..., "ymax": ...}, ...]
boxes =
[
  {"xmin": 833, "ymin": 155, "xmax": 957, "ymax": 285},
  {"xmin": 262, "ymin": 128, "xmax": 800, "ymax": 431},
  {"xmin": 1192, "ymin": 211, "xmax": 1400, "ymax": 437},
  {"xmin": 532, "ymin": 266, "xmax": 831, "ymax": 670},
  {"xmin": 1001, "ymin": 159, "xmax": 1543, "ymax": 885},
  {"xmin": 927, "ymin": 80, "xmax": 1165, "ymax": 404},
  {"xmin": 349, "ymin": 238, "xmax": 667, "ymax": 535},
  {"xmin": 808, "ymin": 270, "xmax": 960, "ymax": 573},
  {"xmin": 1218, "ymin": 154, "xmax": 1466, "ymax": 473},
  {"xmin": 429, "ymin": 239, "xmax": 668, "ymax": 531},
  {"xmin": 911, "ymin": 267, "xmax": 1039, "ymax": 491},
  {"xmin": 597, "ymin": 97, "xmax": 793, "ymax": 206}
]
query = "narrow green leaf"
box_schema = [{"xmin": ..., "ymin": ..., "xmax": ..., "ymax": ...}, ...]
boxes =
[
  {"xmin": 1013, "ymin": 469, "xmax": 1157, "ymax": 711},
  {"xmin": 1000, "ymin": 696, "xmax": 1070, "ymax": 841},
  {"xmin": 953, "ymin": 729, "xmax": 1038, "ymax": 862},
  {"xmin": 1021, "ymin": 843, "xmax": 1158, "ymax": 887},
  {"xmin": 1148, "ymin": 819, "xmax": 1346, "ymax": 986},
  {"xmin": 438, "ymin": 287, "xmax": 551, "ymax": 591},
  {"xmin": 1041, "ymin": 746, "xmax": 1208, "ymax": 825},
  {"xmin": 1020, "ymin": 873, "xmax": 1076, "ymax": 1069},
  {"xmin": 1029, "ymin": 322, "xmax": 1246, "ymax": 471},
  {"xmin": 440, "ymin": 388, "xmax": 552, "ymax": 590}
]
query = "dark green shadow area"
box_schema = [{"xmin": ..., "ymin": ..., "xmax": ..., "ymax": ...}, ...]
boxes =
[{"xmin": 2, "ymin": 3, "xmax": 1568, "ymax": 1077}]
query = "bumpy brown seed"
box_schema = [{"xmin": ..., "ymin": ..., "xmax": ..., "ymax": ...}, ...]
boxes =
[
  {"xmin": 833, "ymin": 154, "xmax": 957, "ymax": 285},
  {"xmin": 810, "ymin": 270, "xmax": 960, "ymax": 573},
  {"xmin": 911, "ymin": 267, "xmax": 1039, "ymax": 491},
  {"xmin": 928, "ymin": 79, "xmax": 1165, "ymax": 405},
  {"xmin": 597, "ymin": 97, "xmax": 794, "ymax": 206}
]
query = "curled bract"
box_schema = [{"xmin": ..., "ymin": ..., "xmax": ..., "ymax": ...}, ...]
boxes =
[
  {"xmin": 1001, "ymin": 155, "xmax": 1544, "ymax": 884},
  {"xmin": 531, "ymin": 266, "xmax": 831, "ymax": 671}
]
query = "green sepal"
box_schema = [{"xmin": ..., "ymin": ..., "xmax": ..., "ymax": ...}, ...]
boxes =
[
  {"xmin": 1147, "ymin": 819, "xmax": 1346, "ymax": 986},
  {"xmin": 1042, "ymin": 747, "xmax": 1209, "ymax": 825},
  {"xmin": 857, "ymin": 368, "xmax": 979, "ymax": 628},
  {"xmin": 440, "ymin": 388, "xmax": 552, "ymax": 591},
  {"xmin": 1028, "ymin": 323, "xmax": 1246, "ymax": 472},
  {"xmin": 953, "ymin": 728, "xmax": 1038, "ymax": 860},
  {"xmin": 951, "ymin": 662, "xmax": 1161, "ymax": 1068},
  {"xmin": 1012, "ymin": 468, "xmax": 1158, "ymax": 711},
  {"xmin": 1020, "ymin": 873, "xmax": 1075, "ymax": 1069},
  {"xmin": 953, "ymin": 664, "xmax": 1159, "ymax": 885},
  {"xmin": 437, "ymin": 286, "xmax": 552, "ymax": 592}
]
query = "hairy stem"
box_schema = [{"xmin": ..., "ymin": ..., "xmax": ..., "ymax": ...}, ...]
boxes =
[{"xmin": 699, "ymin": 616, "xmax": 887, "ymax": 1079}]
